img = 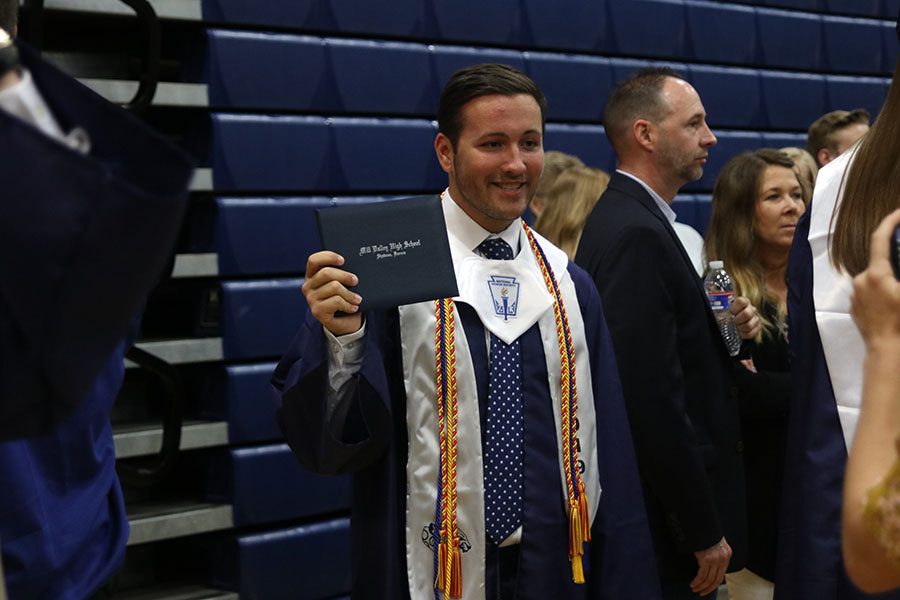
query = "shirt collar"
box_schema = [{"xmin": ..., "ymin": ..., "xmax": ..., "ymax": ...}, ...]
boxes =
[
  {"xmin": 441, "ymin": 188, "xmax": 522, "ymax": 256},
  {"xmin": 616, "ymin": 169, "xmax": 677, "ymax": 225}
]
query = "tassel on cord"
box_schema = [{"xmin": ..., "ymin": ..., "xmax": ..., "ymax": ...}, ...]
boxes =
[
  {"xmin": 436, "ymin": 541, "xmax": 449, "ymax": 593},
  {"xmin": 435, "ymin": 538, "xmax": 462, "ymax": 599},
  {"xmin": 578, "ymin": 481, "xmax": 591, "ymax": 543},
  {"xmin": 569, "ymin": 501, "xmax": 583, "ymax": 555},
  {"xmin": 569, "ymin": 500, "xmax": 586, "ymax": 584},
  {"xmin": 571, "ymin": 553, "xmax": 585, "ymax": 585},
  {"xmin": 449, "ymin": 537, "xmax": 462, "ymax": 598}
]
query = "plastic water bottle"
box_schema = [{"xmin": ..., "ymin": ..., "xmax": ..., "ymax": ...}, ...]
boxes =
[{"xmin": 704, "ymin": 261, "xmax": 742, "ymax": 356}]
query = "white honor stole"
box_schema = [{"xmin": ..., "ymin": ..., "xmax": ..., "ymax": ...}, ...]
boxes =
[
  {"xmin": 809, "ymin": 148, "xmax": 863, "ymax": 450},
  {"xmin": 400, "ymin": 225, "xmax": 601, "ymax": 599}
]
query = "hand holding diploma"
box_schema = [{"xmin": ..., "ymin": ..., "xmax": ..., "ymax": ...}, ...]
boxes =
[{"xmin": 302, "ymin": 251, "xmax": 363, "ymax": 336}]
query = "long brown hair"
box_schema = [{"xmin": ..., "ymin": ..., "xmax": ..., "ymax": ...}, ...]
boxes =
[
  {"xmin": 831, "ymin": 61, "xmax": 900, "ymax": 275},
  {"xmin": 704, "ymin": 149, "xmax": 808, "ymax": 338}
]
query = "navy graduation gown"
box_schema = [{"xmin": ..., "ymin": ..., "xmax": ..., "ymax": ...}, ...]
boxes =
[
  {"xmin": 0, "ymin": 342, "xmax": 128, "ymax": 599},
  {"xmin": 0, "ymin": 43, "xmax": 193, "ymax": 439},
  {"xmin": 274, "ymin": 262, "xmax": 660, "ymax": 600},
  {"xmin": 776, "ymin": 210, "xmax": 900, "ymax": 599},
  {"xmin": 0, "ymin": 44, "xmax": 191, "ymax": 597}
]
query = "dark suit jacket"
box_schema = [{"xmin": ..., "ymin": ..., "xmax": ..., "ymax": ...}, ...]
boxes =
[{"xmin": 575, "ymin": 172, "xmax": 747, "ymax": 582}]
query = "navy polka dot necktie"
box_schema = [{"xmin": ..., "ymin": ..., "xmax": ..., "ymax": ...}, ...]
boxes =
[{"xmin": 478, "ymin": 237, "xmax": 524, "ymax": 545}]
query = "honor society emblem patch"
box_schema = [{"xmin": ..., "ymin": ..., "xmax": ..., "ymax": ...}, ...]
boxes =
[{"xmin": 487, "ymin": 276, "xmax": 520, "ymax": 321}]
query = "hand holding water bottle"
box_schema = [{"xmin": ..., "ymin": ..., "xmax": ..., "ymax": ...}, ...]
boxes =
[
  {"xmin": 730, "ymin": 296, "xmax": 761, "ymax": 341},
  {"xmin": 704, "ymin": 261, "xmax": 761, "ymax": 356}
]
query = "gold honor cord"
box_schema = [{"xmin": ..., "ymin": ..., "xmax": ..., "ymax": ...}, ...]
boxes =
[
  {"xmin": 435, "ymin": 298, "xmax": 462, "ymax": 598},
  {"xmin": 432, "ymin": 218, "xmax": 589, "ymax": 597}
]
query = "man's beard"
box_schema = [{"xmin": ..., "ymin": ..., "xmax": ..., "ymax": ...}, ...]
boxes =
[{"xmin": 660, "ymin": 143, "xmax": 704, "ymax": 184}]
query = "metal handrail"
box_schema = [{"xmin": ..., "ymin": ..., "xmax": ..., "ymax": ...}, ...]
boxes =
[{"xmin": 116, "ymin": 344, "xmax": 184, "ymax": 487}]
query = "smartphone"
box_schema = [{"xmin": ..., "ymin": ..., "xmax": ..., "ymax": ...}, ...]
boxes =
[{"xmin": 892, "ymin": 225, "xmax": 900, "ymax": 280}]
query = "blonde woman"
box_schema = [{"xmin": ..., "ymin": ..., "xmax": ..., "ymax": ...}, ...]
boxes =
[
  {"xmin": 535, "ymin": 165, "xmax": 610, "ymax": 259},
  {"xmin": 704, "ymin": 149, "xmax": 808, "ymax": 600},
  {"xmin": 529, "ymin": 150, "xmax": 584, "ymax": 220},
  {"xmin": 779, "ymin": 146, "xmax": 818, "ymax": 198}
]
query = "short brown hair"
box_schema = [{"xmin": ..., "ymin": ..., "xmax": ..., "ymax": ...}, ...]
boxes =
[
  {"xmin": 806, "ymin": 109, "xmax": 870, "ymax": 160},
  {"xmin": 602, "ymin": 66, "xmax": 685, "ymax": 151},
  {"xmin": 437, "ymin": 63, "xmax": 547, "ymax": 148}
]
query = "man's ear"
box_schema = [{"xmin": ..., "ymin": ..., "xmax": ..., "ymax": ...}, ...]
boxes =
[
  {"xmin": 633, "ymin": 119, "xmax": 654, "ymax": 152},
  {"xmin": 434, "ymin": 133, "xmax": 454, "ymax": 174},
  {"xmin": 817, "ymin": 147, "xmax": 833, "ymax": 167}
]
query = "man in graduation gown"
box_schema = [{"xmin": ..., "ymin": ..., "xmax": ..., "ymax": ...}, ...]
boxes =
[
  {"xmin": 273, "ymin": 63, "xmax": 660, "ymax": 599},
  {"xmin": 0, "ymin": 9, "xmax": 193, "ymax": 597}
]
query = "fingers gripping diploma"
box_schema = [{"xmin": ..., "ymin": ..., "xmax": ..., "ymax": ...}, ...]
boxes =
[
  {"xmin": 691, "ymin": 537, "xmax": 732, "ymax": 596},
  {"xmin": 302, "ymin": 251, "xmax": 363, "ymax": 336},
  {"xmin": 731, "ymin": 296, "xmax": 762, "ymax": 340}
]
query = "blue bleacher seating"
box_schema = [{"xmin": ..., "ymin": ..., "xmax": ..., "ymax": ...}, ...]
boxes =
[
  {"xmin": 328, "ymin": 39, "xmax": 434, "ymax": 115},
  {"xmin": 325, "ymin": 0, "xmax": 428, "ymax": 38},
  {"xmin": 672, "ymin": 195, "xmax": 698, "ymax": 230},
  {"xmin": 213, "ymin": 196, "xmax": 395, "ymax": 276},
  {"xmin": 430, "ymin": 45, "xmax": 527, "ymax": 93},
  {"xmin": 689, "ymin": 65, "xmax": 765, "ymax": 129},
  {"xmin": 221, "ymin": 279, "xmax": 306, "ymax": 359},
  {"xmin": 429, "ymin": 0, "xmax": 523, "ymax": 46},
  {"xmin": 762, "ymin": 132, "xmax": 808, "ymax": 150},
  {"xmin": 526, "ymin": 53, "xmax": 612, "ymax": 122},
  {"xmin": 607, "ymin": 0, "xmax": 688, "ymax": 58},
  {"xmin": 685, "ymin": 1, "xmax": 758, "ymax": 65},
  {"xmin": 687, "ymin": 131, "xmax": 764, "ymax": 192},
  {"xmin": 543, "ymin": 124, "xmax": 615, "ymax": 172},
  {"xmin": 610, "ymin": 58, "xmax": 689, "ymax": 85},
  {"xmin": 883, "ymin": 20, "xmax": 900, "ymax": 73},
  {"xmin": 520, "ymin": 0, "xmax": 608, "ymax": 52},
  {"xmin": 884, "ymin": 0, "xmax": 900, "ymax": 20},
  {"xmin": 761, "ymin": 72, "xmax": 827, "ymax": 131},
  {"xmin": 215, "ymin": 197, "xmax": 326, "ymax": 276},
  {"xmin": 751, "ymin": 0, "xmax": 822, "ymax": 10},
  {"xmin": 822, "ymin": 16, "xmax": 884, "ymax": 74},
  {"xmin": 202, "ymin": 0, "xmax": 427, "ymax": 37},
  {"xmin": 211, "ymin": 115, "xmax": 331, "ymax": 191},
  {"xmin": 200, "ymin": 0, "xmax": 316, "ymax": 29},
  {"xmin": 694, "ymin": 195, "xmax": 713, "ymax": 235},
  {"xmin": 205, "ymin": 31, "xmax": 335, "ymax": 112},
  {"xmin": 211, "ymin": 518, "xmax": 351, "ymax": 599},
  {"xmin": 206, "ymin": 444, "xmax": 352, "ymax": 526},
  {"xmin": 205, "ymin": 33, "xmax": 437, "ymax": 115},
  {"xmin": 826, "ymin": 75, "xmax": 889, "ymax": 118},
  {"xmin": 751, "ymin": 0, "xmax": 898, "ymax": 18},
  {"xmin": 824, "ymin": 0, "xmax": 881, "ymax": 17},
  {"xmin": 756, "ymin": 7, "xmax": 824, "ymax": 71},
  {"xmin": 330, "ymin": 118, "xmax": 442, "ymax": 190},
  {"xmin": 211, "ymin": 116, "xmax": 442, "ymax": 192},
  {"xmin": 200, "ymin": 363, "xmax": 282, "ymax": 444}
]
